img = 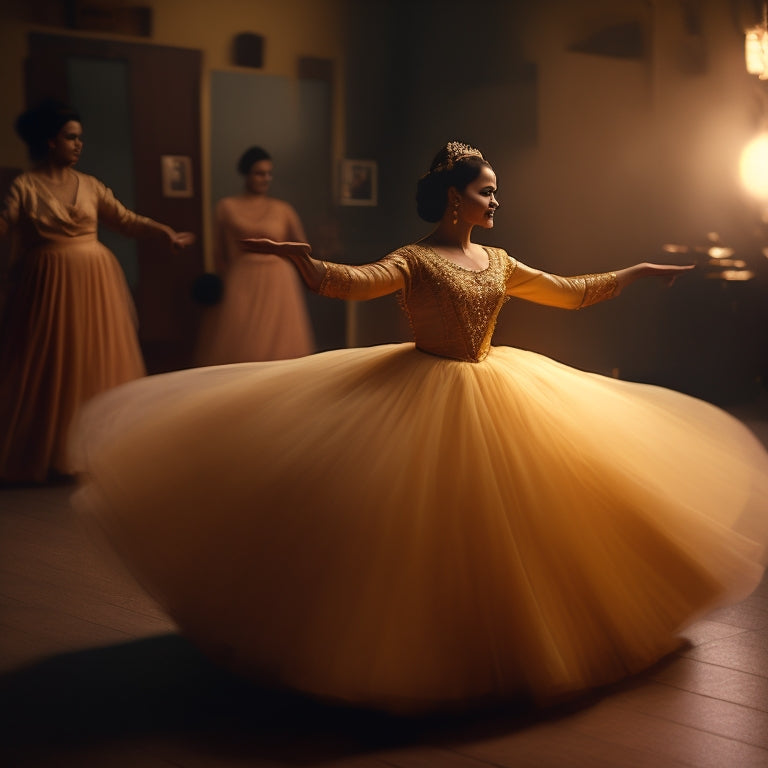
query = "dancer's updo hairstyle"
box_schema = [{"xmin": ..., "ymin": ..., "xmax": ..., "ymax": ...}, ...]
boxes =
[
  {"xmin": 15, "ymin": 100, "xmax": 81, "ymax": 163},
  {"xmin": 415, "ymin": 141, "xmax": 490, "ymax": 223},
  {"xmin": 237, "ymin": 146, "xmax": 272, "ymax": 175}
]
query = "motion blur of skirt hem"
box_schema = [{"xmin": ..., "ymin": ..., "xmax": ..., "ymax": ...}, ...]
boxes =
[{"xmin": 71, "ymin": 342, "xmax": 768, "ymax": 713}]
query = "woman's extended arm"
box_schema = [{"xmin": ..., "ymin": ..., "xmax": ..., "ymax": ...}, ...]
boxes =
[
  {"xmin": 97, "ymin": 180, "xmax": 195, "ymax": 252},
  {"xmin": 241, "ymin": 238, "xmax": 405, "ymax": 300},
  {"xmin": 506, "ymin": 257, "xmax": 694, "ymax": 309}
]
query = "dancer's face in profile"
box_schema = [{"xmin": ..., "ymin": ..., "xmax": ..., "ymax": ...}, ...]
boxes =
[
  {"xmin": 246, "ymin": 159, "xmax": 274, "ymax": 195},
  {"xmin": 48, "ymin": 120, "xmax": 83, "ymax": 167},
  {"xmin": 457, "ymin": 165, "xmax": 499, "ymax": 230}
]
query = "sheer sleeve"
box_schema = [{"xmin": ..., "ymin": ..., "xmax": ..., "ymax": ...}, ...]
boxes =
[
  {"xmin": 506, "ymin": 256, "xmax": 617, "ymax": 309},
  {"xmin": 0, "ymin": 177, "xmax": 22, "ymax": 236},
  {"xmin": 94, "ymin": 179, "xmax": 161, "ymax": 238},
  {"xmin": 318, "ymin": 251, "xmax": 408, "ymax": 301},
  {"xmin": 0, "ymin": 178, "xmax": 25, "ymax": 274}
]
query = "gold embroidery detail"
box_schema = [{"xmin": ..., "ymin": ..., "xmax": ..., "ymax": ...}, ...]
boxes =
[
  {"xmin": 319, "ymin": 261, "xmax": 352, "ymax": 299},
  {"xmin": 578, "ymin": 272, "xmax": 618, "ymax": 308},
  {"xmin": 397, "ymin": 245, "xmax": 513, "ymax": 362}
]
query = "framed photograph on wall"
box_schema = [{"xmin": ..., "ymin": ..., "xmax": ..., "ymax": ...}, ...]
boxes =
[
  {"xmin": 161, "ymin": 155, "xmax": 193, "ymax": 198},
  {"xmin": 339, "ymin": 159, "xmax": 377, "ymax": 206}
]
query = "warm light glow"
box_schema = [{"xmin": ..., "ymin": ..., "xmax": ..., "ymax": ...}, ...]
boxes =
[
  {"xmin": 740, "ymin": 133, "xmax": 768, "ymax": 198},
  {"xmin": 745, "ymin": 26, "xmax": 768, "ymax": 78},
  {"xmin": 707, "ymin": 246, "xmax": 734, "ymax": 259},
  {"xmin": 705, "ymin": 269, "xmax": 755, "ymax": 281},
  {"xmin": 662, "ymin": 243, "xmax": 689, "ymax": 254}
]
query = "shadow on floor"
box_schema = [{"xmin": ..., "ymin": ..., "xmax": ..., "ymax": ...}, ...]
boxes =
[{"xmin": 0, "ymin": 633, "xmax": 611, "ymax": 764}]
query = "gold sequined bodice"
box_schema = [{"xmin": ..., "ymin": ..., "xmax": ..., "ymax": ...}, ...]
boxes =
[
  {"xmin": 318, "ymin": 244, "xmax": 512, "ymax": 362},
  {"xmin": 396, "ymin": 245, "xmax": 512, "ymax": 362},
  {"xmin": 318, "ymin": 243, "xmax": 616, "ymax": 363}
]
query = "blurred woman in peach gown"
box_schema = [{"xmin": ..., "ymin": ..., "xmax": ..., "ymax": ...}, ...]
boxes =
[
  {"xmin": 0, "ymin": 100, "xmax": 194, "ymax": 484},
  {"xmin": 195, "ymin": 146, "xmax": 314, "ymax": 365}
]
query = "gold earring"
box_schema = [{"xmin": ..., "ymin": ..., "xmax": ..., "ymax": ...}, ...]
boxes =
[{"xmin": 452, "ymin": 201, "xmax": 459, "ymax": 225}]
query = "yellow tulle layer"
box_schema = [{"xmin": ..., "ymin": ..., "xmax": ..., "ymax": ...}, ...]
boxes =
[{"xmin": 71, "ymin": 343, "xmax": 768, "ymax": 712}]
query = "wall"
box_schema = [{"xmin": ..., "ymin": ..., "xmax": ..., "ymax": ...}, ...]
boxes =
[
  {"xmin": 341, "ymin": 0, "xmax": 768, "ymax": 403},
  {"xmin": 0, "ymin": 0, "xmax": 347, "ymax": 262},
  {"xmin": 508, "ymin": 0, "xmax": 768, "ymax": 401}
]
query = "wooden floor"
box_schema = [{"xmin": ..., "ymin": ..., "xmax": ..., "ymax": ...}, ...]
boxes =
[{"xmin": 1, "ymin": 404, "xmax": 767, "ymax": 767}]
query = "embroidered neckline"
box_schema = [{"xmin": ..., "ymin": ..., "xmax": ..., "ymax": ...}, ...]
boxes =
[{"xmin": 417, "ymin": 243, "xmax": 492, "ymax": 274}]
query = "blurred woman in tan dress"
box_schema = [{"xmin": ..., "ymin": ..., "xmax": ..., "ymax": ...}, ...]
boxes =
[
  {"xmin": 0, "ymin": 100, "xmax": 194, "ymax": 484},
  {"xmin": 196, "ymin": 146, "xmax": 315, "ymax": 366}
]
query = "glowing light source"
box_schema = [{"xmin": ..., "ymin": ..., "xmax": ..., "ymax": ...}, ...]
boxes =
[
  {"xmin": 740, "ymin": 132, "xmax": 768, "ymax": 198},
  {"xmin": 746, "ymin": 4, "xmax": 768, "ymax": 78},
  {"xmin": 746, "ymin": 30, "xmax": 768, "ymax": 78},
  {"xmin": 661, "ymin": 235, "xmax": 754, "ymax": 282},
  {"xmin": 705, "ymin": 269, "xmax": 755, "ymax": 281},
  {"xmin": 662, "ymin": 243, "xmax": 689, "ymax": 254},
  {"xmin": 707, "ymin": 246, "xmax": 735, "ymax": 259}
]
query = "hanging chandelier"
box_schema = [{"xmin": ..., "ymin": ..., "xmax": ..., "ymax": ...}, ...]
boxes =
[{"xmin": 746, "ymin": 4, "xmax": 768, "ymax": 79}]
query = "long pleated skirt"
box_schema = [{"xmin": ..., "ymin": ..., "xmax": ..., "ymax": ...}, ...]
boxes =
[{"xmin": 0, "ymin": 239, "xmax": 145, "ymax": 483}]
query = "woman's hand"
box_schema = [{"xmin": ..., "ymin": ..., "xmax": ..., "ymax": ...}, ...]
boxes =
[
  {"xmin": 614, "ymin": 263, "xmax": 695, "ymax": 295},
  {"xmin": 241, "ymin": 238, "xmax": 324, "ymax": 291},
  {"xmin": 169, "ymin": 231, "xmax": 196, "ymax": 252},
  {"xmin": 240, "ymin": 238, "xmax": 312, "ymax": 259}
]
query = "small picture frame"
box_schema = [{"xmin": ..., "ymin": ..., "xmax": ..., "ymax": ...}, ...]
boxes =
[
  {"xmin": 161, "ymin": 155, "xmax": 193, "ymax": 198},
  {"xmin": 339, "ymin": 159, "xmax": 377, "ymax": 206}
]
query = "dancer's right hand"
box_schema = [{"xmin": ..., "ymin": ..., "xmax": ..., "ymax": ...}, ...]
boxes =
[{"xmin": 241, "ymin": 238, "xmax": 312, "ymax": 259}]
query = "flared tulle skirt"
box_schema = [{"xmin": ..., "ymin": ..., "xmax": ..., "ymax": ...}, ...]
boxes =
[
  {"xmin": 70, "ymin": 343, "xmax": 768, "ymax": 712},
  {"xmin": 0, "ymin": 240, "xmax": 145, "ymax": 483}
]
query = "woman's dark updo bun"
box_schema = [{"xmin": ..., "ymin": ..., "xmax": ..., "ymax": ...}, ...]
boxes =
[
  {"xmin": 237, "ymin": 146, "xmax": 272, "ymax": 175},
  {"xmin": 15, "ymin": 100, "xmax": 81, "ymax": 162}
]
